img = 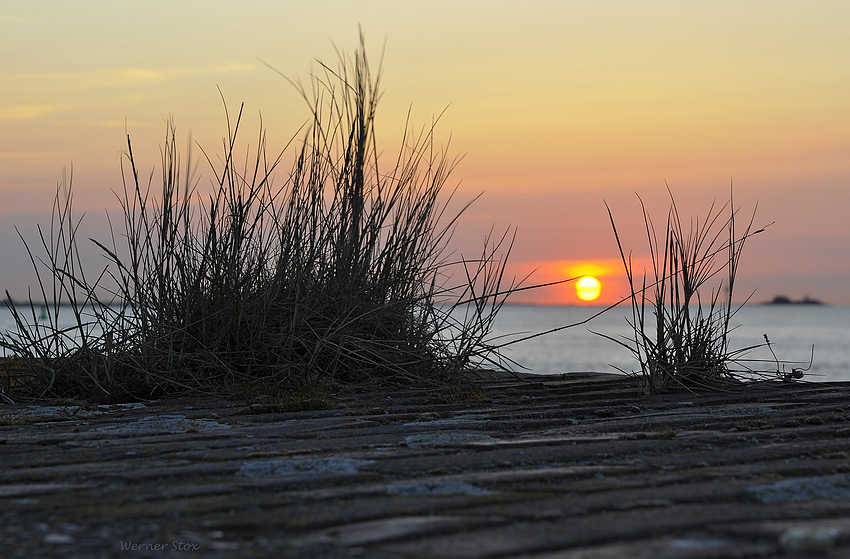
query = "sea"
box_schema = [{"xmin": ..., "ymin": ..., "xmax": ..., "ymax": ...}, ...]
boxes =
[
  {"xmin": 486, "ymin": 303, "xmax": 850, "ymax": 382},
  {"xmin": 2, "ymin": 303, "xmax": 847, "ymax": 382}
]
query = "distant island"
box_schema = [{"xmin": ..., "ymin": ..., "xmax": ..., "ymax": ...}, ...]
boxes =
[{"xmin": 763, "ymin": 295, "xmax": 825, "ymax": 305}]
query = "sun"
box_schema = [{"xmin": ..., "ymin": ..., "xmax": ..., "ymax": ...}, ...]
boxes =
[{"xmin": 576, "ymin": 276, "xmax": 602, "ymax": 301}]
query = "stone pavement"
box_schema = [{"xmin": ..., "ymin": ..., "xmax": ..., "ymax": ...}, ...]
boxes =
[{"xmin": 2, "ymin": 371, "xmax": 849, "ymax": 557}]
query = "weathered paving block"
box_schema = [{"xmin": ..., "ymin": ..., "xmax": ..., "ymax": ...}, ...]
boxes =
[
  {"xmin": 93, "ymin": 414, "xmax": 231, "ymax": 434},
  {"xmin": 235, "ymin": 457, "xmax": 374, "ymax": 477},
  {"xmin": 748, "ymin": 473, "xmax": 850, "ymax": 503}
]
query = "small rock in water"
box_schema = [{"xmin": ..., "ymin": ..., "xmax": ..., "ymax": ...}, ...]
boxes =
[{"xmin": 778, "ymin": 528, "xmax": 839, "ymax": 555}]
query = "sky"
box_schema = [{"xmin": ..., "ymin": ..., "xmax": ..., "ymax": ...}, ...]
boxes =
[{"xmin": 2, "ymin": 1, "xmax": 849, "ymax": 305}]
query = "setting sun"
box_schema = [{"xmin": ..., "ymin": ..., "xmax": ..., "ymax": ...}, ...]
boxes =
[{"xmin": 576, "ymin": 276, "xmax": 602, "ymax": 302}]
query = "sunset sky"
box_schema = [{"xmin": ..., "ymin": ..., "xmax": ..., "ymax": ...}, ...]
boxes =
[{"xmin": 2, "ymin": 1, "xmax": 849, "ymax": 305}]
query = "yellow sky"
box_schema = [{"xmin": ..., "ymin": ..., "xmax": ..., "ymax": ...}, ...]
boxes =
[{"xmin": 2, "ymin": 1, "xmax": 849, "ymax": 303}]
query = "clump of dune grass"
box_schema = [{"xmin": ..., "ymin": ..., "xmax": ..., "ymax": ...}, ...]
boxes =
[
  {"xmin": 604, "ymin": 187, "xmax": 772, "ymax": 393},
  {"xmin": 0, "ymin": 36, "xmax": 518, "ymax": 402}
]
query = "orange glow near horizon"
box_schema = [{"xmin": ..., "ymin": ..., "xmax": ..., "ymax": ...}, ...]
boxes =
[{"xmin": 504, "ymin": 259, "xmax": 632, "ymax": 306}]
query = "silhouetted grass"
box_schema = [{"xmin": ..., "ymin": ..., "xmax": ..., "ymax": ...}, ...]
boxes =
[
  {"xmin": 604, "ymin": 187, "xmax": 773, "ymax": 393},
  {"xmin": 0, "ymin": 36, "xmax": 519, "ymax": 402}
]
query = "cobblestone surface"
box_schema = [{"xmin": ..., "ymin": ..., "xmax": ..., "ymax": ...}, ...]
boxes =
[{"xmin": 2, "ymin": 371, "xmax": 849, "ymax": 558}]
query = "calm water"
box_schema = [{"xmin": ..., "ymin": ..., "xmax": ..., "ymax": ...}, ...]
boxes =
[
  {"xmin": 3, "ymin": 303, "xmax": 848, "ymax": 382},
  {"xmin": 487, "ymin": 304, "xmax": 850, "ymax": 382}
]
